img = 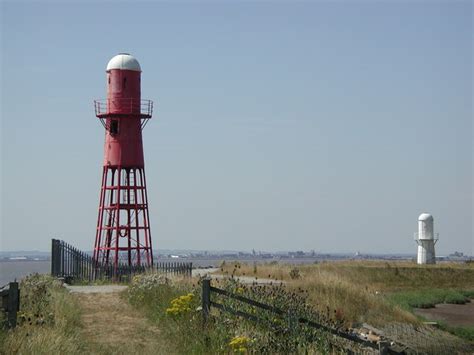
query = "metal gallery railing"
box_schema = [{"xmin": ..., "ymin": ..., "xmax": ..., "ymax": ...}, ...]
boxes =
[{"xmin": 94, "ymin": 98, "xmax": 153, "ymax": 118}]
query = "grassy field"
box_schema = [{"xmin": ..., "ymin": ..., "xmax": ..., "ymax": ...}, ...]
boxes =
[
  {"xmin": 2, "ymin": 261, "xmax": 473, "ymax": 354},
  {"xmin": 124, "ymin": 261, "xmax": 473, "ymax": 353},
  {"xmin": 220, "ymin": 260, "xmax": 474, "ymax": 332},
  {"xmin": 0, "ymin": 274, "xmax": 86, "ymax": 354}
]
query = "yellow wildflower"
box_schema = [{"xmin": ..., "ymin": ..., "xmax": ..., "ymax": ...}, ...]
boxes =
[
  {"xmin": 165, "ymin": 293, "xmax": 194, "ymax": 316},
  {"xmin": 229, "ymin": 335, "xmax": 250, "ymax": 353}
]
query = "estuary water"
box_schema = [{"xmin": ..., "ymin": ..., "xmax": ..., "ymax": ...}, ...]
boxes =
[{"xmin": 0, "ymin": 260, "xmax": 51, "ymax": 286}]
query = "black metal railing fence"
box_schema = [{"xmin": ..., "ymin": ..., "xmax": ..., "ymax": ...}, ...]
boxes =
[
  {"xmin": 51, "ymin": 239, "xmax": 94, "ymax": 281},
  {"xmin": 51, "ymin": 239, "xmax": 192, "ymax": 282}
]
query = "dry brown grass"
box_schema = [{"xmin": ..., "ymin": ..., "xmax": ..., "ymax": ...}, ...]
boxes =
[
  {"xmin": 220, "ymin": 260, "xmax": 474, "ymax": 327},
  {"xmin": 221, "ymin": 260, "xmax": 474, "ymax": 290},
  {"xmin": 1, "ymin": 276, "xmax": 86, "ymax": 355},
  {"xmin": 1, "ymin": 274, "xmax": 173, "ymax": 355},
  {"xmin": 74, "ymin": 291, "xmax": 170, "ymax": 355},
  {"xmin": 290, "ymin": 267, "xmax": 418, "ymax": 327}
]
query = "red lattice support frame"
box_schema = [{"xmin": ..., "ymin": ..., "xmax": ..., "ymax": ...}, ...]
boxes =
[{"xmin": 93, "ymin": 167, "xmax": 153, "ymax": 268}]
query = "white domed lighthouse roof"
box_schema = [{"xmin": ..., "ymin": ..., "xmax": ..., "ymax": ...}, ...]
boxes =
[
  {"xmin": 418, "ymin": 213, "xmax": 433, "ymax": 221},
  {"xmin": 106, "ymin": 53, "xmax": 141, "ymax": 72}
]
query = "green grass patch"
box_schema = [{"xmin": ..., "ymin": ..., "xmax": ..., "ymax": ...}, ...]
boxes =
[
  {"xmin": 429, "ymin": 320, "xmax": 474, "ymax": 342},
  {"xmin": 445, "ymin": 326, "xmax": 474, "ymax": 342},
  {"xmin": 387, "ymin": 289, "xmax": 473, "ymax": 310},
  {"xmin": 460, "ymin": 290, "xmax": 474, "ymax": 299}
]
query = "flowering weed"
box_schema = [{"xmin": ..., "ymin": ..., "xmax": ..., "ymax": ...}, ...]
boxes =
[
  {"xmin": 229, "ymin": 335, "xmax": 250, "ymax": 353},
  {"xmin": 166, "ymin": 293, "xmax": 194, "ymax": 317}
]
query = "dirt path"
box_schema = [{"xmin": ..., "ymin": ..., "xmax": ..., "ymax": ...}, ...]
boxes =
[
  {"xmin": 70, "ymin": 286, "xmax": 172, "ymax": 354},
  {"xmin": 192, "ymin": 268, "xmax": 285, "ymax": 285}
]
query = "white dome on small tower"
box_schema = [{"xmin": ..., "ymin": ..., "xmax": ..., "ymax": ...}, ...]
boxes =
[
  {"xmin": 106, "ymin": 53, "xmax": 141, "ymax": 72},
  {"xmin": 418, "ymin": 213, "xmax": 433, "ymax": 222}
]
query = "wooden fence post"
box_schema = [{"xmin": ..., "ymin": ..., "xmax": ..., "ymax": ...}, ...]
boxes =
[
  {"xmin": 7, "ymin": 282, "xmax": 19, "ymax": 328},
  {"xmin": 287, "ymin": 309, "xmax": 296, "ymax": 330},
  {"xmin": 378, "ymin": 341, "xmax": 389, "ymax": 355},
  {"xmin": 202, "ymin": 278, "xmax": 211, "ymax": 323}
]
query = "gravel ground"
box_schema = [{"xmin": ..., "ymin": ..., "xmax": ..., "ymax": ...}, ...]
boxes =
[
  {"xmin": 65, "ymin": 284, "xmax": 128, "ymax": 294},
  {"xmin": 191, "ymin": 268, "xmax": 219, "ymax": 277},
  {"xmin": 192, "ymin": 268, "xmax": 284, "ymax": 284}
]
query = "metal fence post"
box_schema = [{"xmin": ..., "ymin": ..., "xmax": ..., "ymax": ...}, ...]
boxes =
[
  {"xmin": 51, "ymin": 239, "xmax": 55, "ymax": 276},
  {"xmin": 51, "ymin": 239, "xmax": 58, "ymax": 276},
  {"xmin": 7, "ymin": 282, "xmax": 19, "ymax": 328},
  {"xmin": 202, "ymin": 278, "xmax": 211, "ymax": 323}
]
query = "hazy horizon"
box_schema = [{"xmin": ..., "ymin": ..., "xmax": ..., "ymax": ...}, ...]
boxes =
[
  {"xmin": 1, "ymin": 2, "xmax": 472, "ymax": 255},
  {"xmin": 0, "ymin": 246, "xmax": 431, "ymax": 256}
]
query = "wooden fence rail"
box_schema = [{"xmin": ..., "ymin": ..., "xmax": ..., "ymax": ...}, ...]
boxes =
[
  {"xmin": 51, "ymin": 239, "xmax": 192, "ymax": 282},
  {"xmin": 0, "ymin": 282, "xmax": 20, "ymax": 328},
  {"xmin": 201, "ymin": 278, "xmax": 398, "ymax": 355}
]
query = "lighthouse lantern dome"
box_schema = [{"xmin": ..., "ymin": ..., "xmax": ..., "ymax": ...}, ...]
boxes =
[{"xmin": 106, "ymin": 53, "xmax": 141, "ymax": 72}]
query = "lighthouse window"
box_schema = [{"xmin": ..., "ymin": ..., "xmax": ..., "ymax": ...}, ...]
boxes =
[{"xmin": 110, "ymin": 120, "xmax": 119, "ymax": 135}]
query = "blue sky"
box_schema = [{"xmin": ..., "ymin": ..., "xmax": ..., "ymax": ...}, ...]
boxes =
[{"xmin": 1, "ymin": 1, "xmax": 472, "ymax": 255}]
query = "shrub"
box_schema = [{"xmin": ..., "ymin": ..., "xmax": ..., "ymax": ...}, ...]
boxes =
[{"xmin": 289, "ymin": 267, "xmax": 301, "ymax": 280}]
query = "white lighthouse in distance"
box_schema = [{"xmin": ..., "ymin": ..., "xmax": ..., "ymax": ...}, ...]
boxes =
[{"xmin": 414, "ymin": 213, "xmax": 438, "ymax": 264}]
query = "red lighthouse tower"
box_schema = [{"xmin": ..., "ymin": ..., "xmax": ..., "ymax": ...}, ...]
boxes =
[{"xmin": 93, "ymin": 53, "xmax": 154, "ymax": 268}]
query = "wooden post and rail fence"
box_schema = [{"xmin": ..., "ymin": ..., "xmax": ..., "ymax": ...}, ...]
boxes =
[
  {"xmin": 0, "ymin": 282, "xmax": 20, "ymax": 328},
  {"xmin": 201, "ymin": 278, "xmax": 398, "ymax": 355},
  {"xmin": 51, "ymin": 239, "xmax": 192, "ymax": 283}
]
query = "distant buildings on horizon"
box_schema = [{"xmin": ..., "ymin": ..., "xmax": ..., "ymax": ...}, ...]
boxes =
[{"xmin": 2, "ymin": 250, "xmax": 471, "ymax": 263}]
